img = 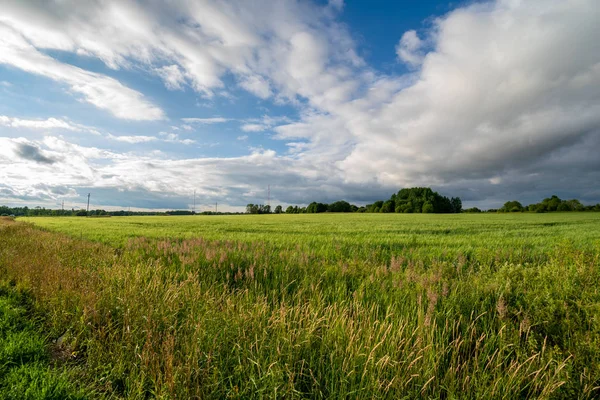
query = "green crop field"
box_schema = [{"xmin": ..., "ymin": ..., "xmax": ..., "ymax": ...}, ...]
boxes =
[
  {"xmin": 22, "ymin": 212, "xmax": 600, "ymax": 253},
  {"xmin": 2, "ymin": 213, "xmax": 600, "ymax": 398}
]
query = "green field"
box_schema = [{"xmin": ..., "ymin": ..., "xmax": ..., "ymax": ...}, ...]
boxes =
[
  {"xmin": 3, "ymin": 213, "xmax": 600, "ymax": 398},
  {"xmin": 23, "ymin": 212, "xmax": 600, "ymax": 254}
]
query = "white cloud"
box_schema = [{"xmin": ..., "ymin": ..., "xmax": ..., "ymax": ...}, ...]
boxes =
[
  {"xmin": 154, "ymin": 65, "xmax": 186, "ymax": 90},
  {"xmin": 240, "ymin": 115, "xmax": 291, "ymax": 132},
  {"xmin": 0, "ymin": 115, "xmax": 101, "ymax": 134},
  {"xmin": 0, "ymin": 0, "xmax": 362, "ymax": 107},
  {"xmin": 182, "ymin": 117, "xmax": 229, "ymax": 124},
  {"xmin": 396, "ymin": 30, "xmax": 425, "ymax": 67},
  {"xmin": 107, "ymin": 134, "xmax": 157, "ymax": 144},
  {"xmin": 241, "ymin": 124, "xmax": 265, "ymax": 132},
  {"xmin": 158, "ymin": 132, "xmax": 197, "ymax": 145},
  {"xmin": 238, "ymin": 75, "xmax": 272, "ymax": 99},
  {"xmin": 0, "ymin": 24, "xmax": 164, "ymax": 121},
  {"xmin": 237, "ymin": 135, "xmax": 248, "ymax": 141},
  {"xmin": 0, "ymin": 136, "xmax": 354, "ymax": 208}
]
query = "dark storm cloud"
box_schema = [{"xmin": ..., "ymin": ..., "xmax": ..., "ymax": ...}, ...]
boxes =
[{"xmin": 14, "ymin": 143, "xmax": 57, "ymax": 164}]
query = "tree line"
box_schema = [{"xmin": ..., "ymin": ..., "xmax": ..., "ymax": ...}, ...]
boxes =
[
  {"xmin": 248, "ymin": 188, "xmax": 462, "ymax": 214},
  {"xmin": 0, "ymin": 206, "xmax": 240, "ymax": 217},
  {"xmin": 3, "ymin": 190, "xmax": 600, "ymax": 217},
  {"xmin": 496, "ymin": 195, "xmax": 600, "ymax": 213}
]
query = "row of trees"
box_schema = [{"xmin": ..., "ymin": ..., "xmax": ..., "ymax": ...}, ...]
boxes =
[
  {"xmin": 245, "ymin": 204, "xmax": 273, "ymax": 214},
  {"xmin": 261, "ymin": 188, "xmax": 462, "ymax": 214},
  {"xmin": 248, "ymin": 201, "xmax": 361, "ymax": 214},
  {"xmin": 499, "ymin": 195, "xmax": 600, "ymax": 213},
  {"xmin": 265, "ymin": 190, "xmax": 600, "ymax": 215},
  {"xmin": 4, "ymin": 192, "xmax": 600, "ymax": 218},
  {"xmin": 0, "ymin": 206, "xmax": 225, "ymax": 217},
  {"xmin": 0, "ymin": 206, "xmax": 136, "ymax": 217}
]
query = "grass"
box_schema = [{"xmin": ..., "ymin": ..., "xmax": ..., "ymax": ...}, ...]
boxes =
[
  {"xmin": 2, "ymin": 213, "xmax": 600, "ymax": 398},
  {"xmin": 0, "ymin": 279, "xmax": 90, "ymax": 399}
]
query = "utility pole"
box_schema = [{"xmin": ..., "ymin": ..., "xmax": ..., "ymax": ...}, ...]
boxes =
[
  {"xmin": 215, "ymin": 202, "xmax": 218, "ymax": 213},
  {"xmin": 61, "ymin": 200, "xmax": 64, "ymax": 212},
  {"xmin": 267, "ymin": 185, "xmax": 270, "ymax": 211},
  {"xmin": 86, "ymin": 193, "xmax": 90, "ymax": 213},
  {"xmin": 193, "ymin": 190, "xmax": 196, "ymax": 214}
]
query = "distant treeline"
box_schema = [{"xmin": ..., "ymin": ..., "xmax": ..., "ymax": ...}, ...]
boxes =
[
  {"xmin": 3, "ymin": 190, "xmax": 600, "ymax": 217},
  {"xmin": 0, "ymin": 206, "xmax": 242, "ymax": 217},
  {"xmin": 495, "ymin": 195, "xmax": 600, "ymax": 213},
  {"xmin": 250, "ymin": 187, "xmax": 463, "ymax": 214},
  {"xmin": 267, "ymin": 189, "xmax": 600, "ymax": 214}
]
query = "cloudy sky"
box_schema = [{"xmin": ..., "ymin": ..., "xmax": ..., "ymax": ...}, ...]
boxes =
[{"xmin": 1, "ymin": 0, "xmax": 599, "ymax": 211}]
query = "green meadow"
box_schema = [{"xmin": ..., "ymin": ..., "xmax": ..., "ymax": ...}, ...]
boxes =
[{"xmin": 2, "ymin": 213, "xmax": 600, "ymax": 398}]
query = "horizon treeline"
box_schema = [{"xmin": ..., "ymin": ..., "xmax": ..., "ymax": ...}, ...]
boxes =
[
  {"xmin": 3, "ymin": 189, "xmax": 600, "ymax": 217},
  {"xmin": 278, "ymin": 187, "xmax": 463, "ymax": 214},
  {"xmin": 495, "ymin": 195, "xmax": 600, "ymax": 213},
  {"xmin": 0, "ymin": 206, "xmax": 240, "ymax": 217},
  {"xmin": 258, "ymin": 187, "xmax": 463, "ymax": 214}
]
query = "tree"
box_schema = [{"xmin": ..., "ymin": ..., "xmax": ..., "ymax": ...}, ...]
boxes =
[
  {"xmin": 380, "ymin": 200, "xmax": 395, "ymax": 213},
  {"xmin": 306, "ymin": 202, "xmax": 328, "ymax": 213},
  {"xmin": 246, "ymin": 204, "xmax": 270, "ymax": 214},
  {"xmin": 274, "ymin": 205, "xmax": 283, "ymax": 214},
  {"xmin": 525, "ymin": 195, "xmax": 585, "ymax": 213},
  {"xmin": 367, "ymin": 201, "xmax": 384, "ymax": 213},
  {"xmin": 392, "ymin": 187, "xmax": 461, "ymax": 213},
  {"xmin": 422, "ymin": 202, "xmax": 434, "ymax": 213},
  {"xmin": 285, "ymin": 206, "xmax": 294, "ymax": 214},
  {"xmin": 499, "ymin": 201, "xmax": 523, "ymax": 212},
  {"xmin": 450, "ymin": 197, "xmax": 462, "ymax": 213},
  {"xmin": 566, "ymin": 199, "xmax": 584, "ymax": 211},
  {"xmin": 544, "ymin": 195, "xmax": 562, "ymax": 212},
  {"xmin": 328, "ymin": 200, "xmax": 352, "ymax": 213}
]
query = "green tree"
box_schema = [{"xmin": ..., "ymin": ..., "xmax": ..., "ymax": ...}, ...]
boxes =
[
  {"xmin": 500, "ymin": 201, "xmax": 524, "ymax": 212},
  {"xmin": 422, "ymin": 202, "xmax": 434, "ymax": 213},
  {"xmin": 380, "ymin": 200, "xmax": 395, "ymax": 213},
  {"xmin": 451, "ymin": 197, "xmax": 462, "ymax": 213},
  {"xmin": 328, "ymin": 201, "xmax": 352, "ymax": 213}
]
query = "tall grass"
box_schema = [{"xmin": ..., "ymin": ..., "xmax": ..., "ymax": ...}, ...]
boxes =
[
  {"xmin": 2, "ymin": 215, "xmax": 600, "ymax": 398},
  {"xmin": 0, "ymin": 278, "xmax": 90, "ymax": 399}
]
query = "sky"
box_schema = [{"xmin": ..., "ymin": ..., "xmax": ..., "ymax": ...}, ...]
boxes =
[{"xmin": 0, "ymin": 0, "xmax": 599, "ymax": 212}]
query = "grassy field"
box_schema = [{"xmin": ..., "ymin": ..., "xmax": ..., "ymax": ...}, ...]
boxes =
[{"xmin": 2, "ymin": 213, "xmax": 600, "ymax": 398}]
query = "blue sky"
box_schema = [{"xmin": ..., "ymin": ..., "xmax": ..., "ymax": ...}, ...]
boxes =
[{"xmin": 1, "ymin": 0, "xmax": 599, "ymax": 211}]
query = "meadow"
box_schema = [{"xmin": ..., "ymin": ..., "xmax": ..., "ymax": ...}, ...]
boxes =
[{"xmin": 2, "ymin": 213, "xmax": 600, "ymax": 398}]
